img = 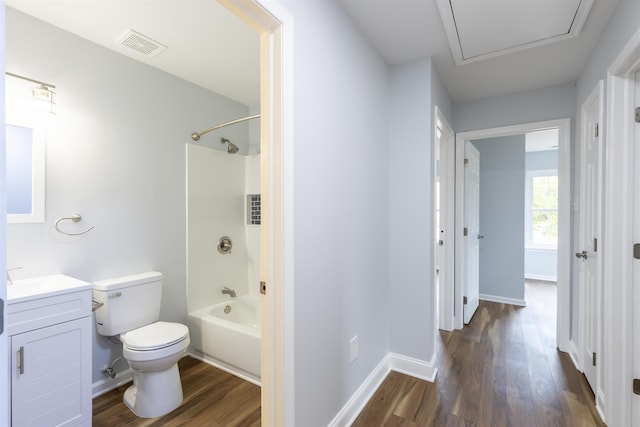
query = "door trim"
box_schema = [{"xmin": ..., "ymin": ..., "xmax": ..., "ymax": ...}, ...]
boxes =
[
  {"xmin": 434, "ymin": 107, "xmax": 455, "ymax": 332},
  {"xmin": 219, "ymin": 1, "xmax": 294, "ymax": 425},
  {"xmin": 0, "ymin": 5, "xmax": 8, "ymax": 425},
  {"xmin": 453, "ymin": 119, "xmax": 571, "ymax": 354},
  {"xmin": 577, "ymin": 79, "xmax": 604, "ymax": 411},
  {"xmin": 603, "ymin": 26, "xmax": 640, "ymax": 427}
]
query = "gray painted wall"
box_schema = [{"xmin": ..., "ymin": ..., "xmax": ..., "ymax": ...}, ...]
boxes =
[
  {"xmin": 278, "ymin": 1, "xmax": 391, "ymax": 425},
  {"xmin": 389, "ymin": 58, "xmax": 433, "ymax": 359},
  {"xmin": 473, "ymin": 136, "xmax": 526, "ymax": 302},
  {"xmin": 6, "ymin": 7, "xmax": 249, "ymax": 385}
]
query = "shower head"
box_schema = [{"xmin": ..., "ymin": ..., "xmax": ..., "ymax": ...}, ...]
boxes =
[
  {"xmin": 227, "ymin": 142, "xmax": 239, "ymax": 154},
  {"xmin": 220, "ymin": 137, "xmax": 239, "ymax": 154}
]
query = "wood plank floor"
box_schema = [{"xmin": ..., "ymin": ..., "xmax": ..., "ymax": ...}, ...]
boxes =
[
  {"xmin": 94, "ymin": 282, "xmax": 602, "ymax": 426},
  {"xmin": 92, "ymin": 356, "xmax": 260, "ymax": 427},
  {"xmin": 352, "ymin": 281, "xmax": 604, "ymax": 426}
]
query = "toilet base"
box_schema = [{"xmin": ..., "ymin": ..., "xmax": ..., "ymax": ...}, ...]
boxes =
[{"xmin": 123, "ymin": 363, "xmax": 184, "ymax": 418}]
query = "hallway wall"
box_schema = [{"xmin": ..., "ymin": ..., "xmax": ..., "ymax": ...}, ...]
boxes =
[{"xmin": 278, "ymin": 1, "xmax": 391, "ymax": 425}]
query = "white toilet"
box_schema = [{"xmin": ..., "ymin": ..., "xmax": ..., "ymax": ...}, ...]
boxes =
[{"xmin": 93, "ymin": 271, "xmax": 190, "ymax": 418}]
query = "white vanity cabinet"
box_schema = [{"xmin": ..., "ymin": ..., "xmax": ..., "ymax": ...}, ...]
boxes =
[{"xmin": 7, "ymin": 275, "xmax": 93, "ymax": 427}]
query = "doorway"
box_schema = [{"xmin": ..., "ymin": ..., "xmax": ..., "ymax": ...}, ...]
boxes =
[
  {"xmin": 220, "ymin": 1, "xmax": 293, "ymax": 424},
  {"xmin": 452, "ymin": 119, "xmax": 571, "ymax": 354}
]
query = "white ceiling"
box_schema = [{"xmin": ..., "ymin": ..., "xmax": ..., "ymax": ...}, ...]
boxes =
[
  {"xmin": 340, "ymin": 0, "xmax": 618, "ymax": 103},
  {"xmin": 6, "ymin": 0, "xmax": 619, "ymax": 105},
  {"xmin": 438, "ymin": 0, "xmax": 593, "ymax": 65}
]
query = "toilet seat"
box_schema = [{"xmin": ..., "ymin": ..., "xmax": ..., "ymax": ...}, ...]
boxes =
[{"xmin": 121, "ymin": 321, "xmax": 189, "ymax": 351}]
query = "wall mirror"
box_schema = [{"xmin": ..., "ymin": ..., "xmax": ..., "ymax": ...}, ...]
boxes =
[{"xmin": 6, "ymin": 74, "xmax": 48, "ymax": 224}]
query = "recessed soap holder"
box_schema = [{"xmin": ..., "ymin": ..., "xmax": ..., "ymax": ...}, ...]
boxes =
[{"xmin": 218, "ymin": 236, "xmax": 232, "ymax": 254}]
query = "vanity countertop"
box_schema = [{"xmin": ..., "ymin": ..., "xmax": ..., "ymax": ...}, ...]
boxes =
[{"xmin": 8, "ymin": 274, "xmax": 92, "ymax": 304}]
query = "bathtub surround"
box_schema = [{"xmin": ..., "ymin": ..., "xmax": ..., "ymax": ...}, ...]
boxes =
[{"xmin": 186, "ymin": 143, "xmax": 261, "ymax": 380}]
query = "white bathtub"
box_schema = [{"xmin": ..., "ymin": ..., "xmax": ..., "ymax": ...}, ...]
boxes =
[{"xmin": 187, "ymin": 295, "xmax": 261, "ymax": 384}]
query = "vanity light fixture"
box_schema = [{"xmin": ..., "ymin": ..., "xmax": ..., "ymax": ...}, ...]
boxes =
[{"xmin": 6, "ymin": 72, "xmax": 56, "ymax": 114}]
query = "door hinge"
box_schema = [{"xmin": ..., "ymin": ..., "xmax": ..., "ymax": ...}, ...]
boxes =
[
  {"xmin": 464, "ymin": 158, "xmax": 469, "ymax": 166},
  {"xmin": 634, "ymin": 243, "xmax": 640, "ymax": 260},
  {"xmin": 464, "ymin": 227, "xmax": 468, "ymax": 236},
  {"xmin": 260, "ymin": 281, "xmax": 267, "ymax": 295},
  {"xmin": 636, "ymin": 107, "xmax": 640, "ymax": 123},
  {"xmin": 592, "ymin": 352, "xmax": 596, "ymax": 366},
  {"xmin": 594, "ymin": 123, "xmax": 599, "ymax": 137},
  {"xmin": 593, "ymin": 238, "xmax": 598, "ymax": 252},
  {"xmin": 634, "ymin": 378, "xmax": 640, "ymax": 395},
  {"xmin": 463, "ymin": 296, "xmax": 468, "ymax": 305}
]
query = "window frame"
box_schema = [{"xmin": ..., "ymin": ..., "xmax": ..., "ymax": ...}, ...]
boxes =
[{"xmin": 525, "ymin": 169, "xmax": 558, "ymax": 250}]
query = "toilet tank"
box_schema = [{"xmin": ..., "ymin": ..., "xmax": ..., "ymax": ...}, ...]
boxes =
[{"xmin": 93, "ymin": 271, "xmax": 163, "ymax": 336}]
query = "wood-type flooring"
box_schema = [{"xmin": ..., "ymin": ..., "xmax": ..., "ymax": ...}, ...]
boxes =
[
  {"xmin": 94, "ymin": 281, "xmax": 602, "ymax": 426},
  {"xmin": 352, "ymin": 281, "xmax": 604, "ymax": 426},
  {"xmin": 92, "ymin": 356, "xmax": 260, "ymax": 427}
]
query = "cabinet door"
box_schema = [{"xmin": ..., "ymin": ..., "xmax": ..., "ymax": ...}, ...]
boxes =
[{"xmin": 11, "ymin": 317, "xmax": 91, "ymax": 426}]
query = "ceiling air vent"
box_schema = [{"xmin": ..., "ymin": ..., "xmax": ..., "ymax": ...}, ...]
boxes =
[{"xmin": 119, "ymin": 30, "xmax": 167, "ymax": 58}]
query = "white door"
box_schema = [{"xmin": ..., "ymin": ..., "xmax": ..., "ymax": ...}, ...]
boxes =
[
  {"xmin": 463, "ymin": 141, "xmax": 480, "ymax": 324},
  {"xmin": 436, "ymin": 110, "xmax": 455, "ymax": 331},
  {"xmin": 578, "ymin": 82, "xmax": 603, "ymax": 393},
  {"xmin": 632, "ymin": 69, "xmax": 640, "ymax": 425}
]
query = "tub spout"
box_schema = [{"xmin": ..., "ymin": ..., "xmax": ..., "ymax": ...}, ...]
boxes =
[{"xmin": 222, "ymin": 287, "xmax": 236, "ymax": 298}]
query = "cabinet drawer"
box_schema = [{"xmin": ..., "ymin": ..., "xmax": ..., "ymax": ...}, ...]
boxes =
[{"xmin": 7, "ymin": 290, "xmax": 91, "ymax": 335}]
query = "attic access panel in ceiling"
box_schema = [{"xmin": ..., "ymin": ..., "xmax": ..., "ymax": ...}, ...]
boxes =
[{"xmin": 437, "ymin": 0, "xmax": 595, "ymax": 65}]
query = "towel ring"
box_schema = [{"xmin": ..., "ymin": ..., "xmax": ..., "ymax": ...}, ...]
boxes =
[{"xmin": 55, "ymin": 214, "xmax": 95, "ymax": 236}]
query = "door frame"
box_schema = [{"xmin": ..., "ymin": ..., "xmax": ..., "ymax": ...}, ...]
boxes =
[
  {"xmin": 453, "ymin": 119, "xmax": 571, "ymax": 354},
  {"xmin": 219, "ymin": 1, "xmax": 294, "ymax": 425},
  {"xmin": 1, "ymin": 5, "xmax": 8, "ymax": 425},
  {"xmin": 603, "ymin": 26, "xmax": 640, "ymax": 427},
  {"xmin": 434, "ymin": 107, "xmax": 455, "ymax": 331},
  {"xmin": 577, "ymin": 79, "xmax": 604, "ymax": 412}
]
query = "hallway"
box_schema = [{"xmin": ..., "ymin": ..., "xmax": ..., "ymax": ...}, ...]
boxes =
[{"xmin": 353, "ymin": 282, "xmax": 603, "ymax": 426}]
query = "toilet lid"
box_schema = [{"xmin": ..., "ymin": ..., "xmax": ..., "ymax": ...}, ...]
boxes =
[{"xmin": 121, "ymin": 321, "xmax": 189, "ymax": 351}]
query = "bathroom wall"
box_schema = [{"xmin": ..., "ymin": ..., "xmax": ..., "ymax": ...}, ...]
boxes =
[
  {"xmin": 186, "ymin": 146, "xmax": 260, "ymax": 311},
  {"xmin": 5, "ymin": 8, "xmax": 250, "ymax": 385}
]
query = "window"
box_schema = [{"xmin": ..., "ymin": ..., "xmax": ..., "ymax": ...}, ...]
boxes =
[{"xmin": 525, "ymin": 170, "xmax": 558, "ymax": 249}]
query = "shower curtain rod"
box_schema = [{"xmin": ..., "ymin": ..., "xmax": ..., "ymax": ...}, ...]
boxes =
[{"xmin": 191, "ymin": 114, "xmax": 261, "ymax": 141}]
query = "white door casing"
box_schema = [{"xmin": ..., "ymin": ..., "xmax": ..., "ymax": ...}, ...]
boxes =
[
  {"xmin": 578, "ymin": 80, "xmax": 603, "ymax": 399},
  {"xmin": 603, "ymin": 26, "xmax": 640, "ymax": 427},
  {"xmin": 435, "ymin": 107, "xmax": 455, "ymax": 331},
  {"xmin": 219, "ymin": 1, "xmax": 293, "ymax": 425},
  {"xmin": 463, "ymin": 141, "xmax": 480, "ymax": 324},
  {"xmin": 0, "ymin": 5, "xmax": 8, "ymax": 423},
  {"xmin": 632, "ymin": 68, "xmax": 640, "ymax": 426}
]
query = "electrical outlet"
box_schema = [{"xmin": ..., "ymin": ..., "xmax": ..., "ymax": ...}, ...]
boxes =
[{"xmin": 350, "ymin": 335, "xmax": 358, "ymax": 363}]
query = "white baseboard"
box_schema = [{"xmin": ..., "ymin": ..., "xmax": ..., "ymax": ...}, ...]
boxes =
[
  {"xmin": 567, "ymin": 339, "xmax": 581, "ymax": 372},
  {"xmin": 328, "ymin": 352, "xmax": 437, "ymax": 427},
  {"xmin": 479, "ymin": 293, "xmax": 527, "ymax": 307},
  {"xmin": 525, "ymin": 274, "xmax": 557, "ymax": 282},
  {"xmin": 596, "ymin": 390, "xmax": 606, "ymax": 424},
  {"xmin": 92, "ymin": 369, "xmax": 133, "ymax": 398},
  {"xmin": 388, "ymin": 352, "xmax": 438, "ymax": 382},
  {"xmin": 328, "ymin": 356, "xmax": 390, "ymax": 427}
]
